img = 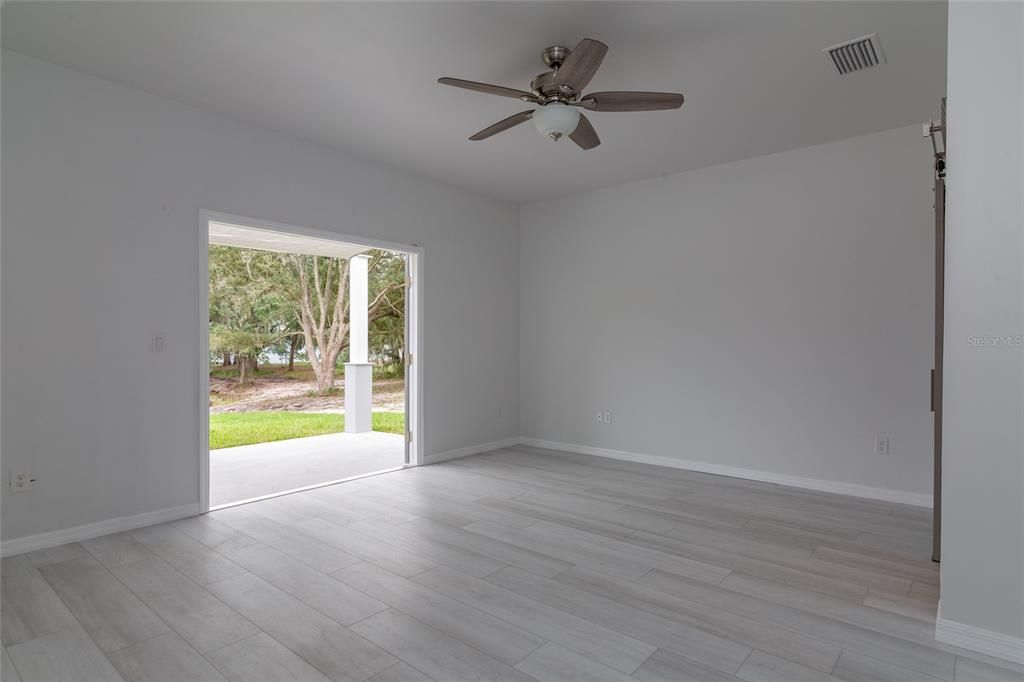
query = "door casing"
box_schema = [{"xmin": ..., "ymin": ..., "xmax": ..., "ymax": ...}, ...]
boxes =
[{"xmin": 197, "ymin": 209, "xmax": 424, "ymax": 514}]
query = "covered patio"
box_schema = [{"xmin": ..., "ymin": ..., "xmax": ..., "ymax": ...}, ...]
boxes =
[
  {"xmin": 209, "ymin": 431, "xmax": 405, "ymax": 507},
  {"xmin": 208, "ymin": 221, "xmax": 410, "ymax": 508}
]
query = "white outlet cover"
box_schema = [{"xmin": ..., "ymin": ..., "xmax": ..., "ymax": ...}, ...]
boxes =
[{"xmin": 10, "ymin": 472, "xmax": 31, "ymax": 492}]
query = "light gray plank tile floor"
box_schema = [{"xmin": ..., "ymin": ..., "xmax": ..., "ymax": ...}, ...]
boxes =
[
  {"xmin": 7, "ymin": 625, "xmax": 125, "ymax": 682},
  {"xmin": 81, "ymin": 532, "xmax": 156, "ymax": 569},
  {"xmin": 2, "ymin": 645, "xmax": 23, "ymax": 682},
  {"xmin": 350, "ymin": 608, "xmax": 536, "ymax": 682},
  {"xmin": 515, "ymin": 641, "xmax": 637, "ymax": 682},
  {"xmin": 333, "ymin": 560, "xmax": 544, "ymax": 665},
  {"xmin": 364, "ymin": 661, "xmax": 434, "ymax": 682},
  {"xmin": 204, "ymin": 572, "xmax": 396, "ymax": 681},
  {"xmin": 4, "ymin": 446, "xmax": 1021, "ymax": 682},
  {"xmin": 110, "ymin": 558, "xmax": 260, "ymax": 654},
  {"xmin": 204, "ymin": 632, "xmax": 331, "ymax": 682},
  {"xmin": 736, "ymin": 650, "xmax": 845, "ymax": 682},
  {"xmin": 1, "ymin": 555, "xmax": 78, "ymax": 647},
  {"xmin": 38, "ymin": 556, "xmax": 170, "ymax": 653},
  {"xmin": 107, "ymin": 631, "xmax": 228, "ymax": 682}
]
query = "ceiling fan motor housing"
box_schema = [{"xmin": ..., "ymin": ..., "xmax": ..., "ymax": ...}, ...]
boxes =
[
  {"xmin": 531, "ymin": 71, "xmax": 567, "ymax": 100},
  {"xmin": 534, "ymin": 46, "xmax": 578, "ymax": 102},
  {"xmin": 541, "ymin": 45, "xmax": 571, "ymax": 69}
]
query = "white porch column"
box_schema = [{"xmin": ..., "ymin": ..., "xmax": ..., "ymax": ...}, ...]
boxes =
[{"xmin": 345, "ymin": 254, "xmax": 372, "ymax": 433}]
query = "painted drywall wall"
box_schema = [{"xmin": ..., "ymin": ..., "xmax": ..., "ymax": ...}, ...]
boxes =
[
  {"xmin": 938, "ymin": 1, "xmax": 1024, "ymax": 645},
  {"xmin": 1, "ymin": 51, "xmax": 520, "ymax": 542},
  {"xmin": 520, "ymin": 125, "xmax": 935, "ymax": 499}
]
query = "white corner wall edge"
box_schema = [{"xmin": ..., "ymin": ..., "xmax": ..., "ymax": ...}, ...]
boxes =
[
  {"xmin": 935, "ymin": 604, "xmax": 1024, "ymax": 665},
  {"xmin": 519, "ymin": 437, "xmax": 933, "ymax": 508},
  {"xmin": 0, "ymin": 503, "xmax": 200, "ymax": 558},
  {"xmin": 424, "ymin": 437, "xmax": 522, "ymax": 466}
]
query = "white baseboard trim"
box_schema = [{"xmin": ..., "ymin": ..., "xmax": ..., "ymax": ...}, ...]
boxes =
[
  {"xmin": 518, "ymin": 437, "xmax": 933, "ymax": 508},
  {"xmin": 0, "ymin": 435, "xmax": 932, "ymax": 556},
  {"xmin": 936, "ymin": 611, "xmax": 1024, "ymax": 664},
  {"xmin": 424, "ymin": 437, "xmax": 522, "ymax": 465},
  {"xmin": 0, "ymin": 503, "xmax": 200, "ymax": 557}
]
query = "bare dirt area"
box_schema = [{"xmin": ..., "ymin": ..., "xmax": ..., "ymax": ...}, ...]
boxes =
[{"xmin": 210, "ymin": 364, "xmax": 404, "ymax": 414}]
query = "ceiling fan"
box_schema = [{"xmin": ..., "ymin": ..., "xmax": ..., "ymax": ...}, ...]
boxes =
[{"xmin": 438, "ymin": 38, "xmax": 684, "ymax": 150}]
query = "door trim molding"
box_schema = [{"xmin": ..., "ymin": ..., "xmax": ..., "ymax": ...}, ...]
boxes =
[{"xmin": 197, "ymin": 209, "xmax": 425, "ymax": 513}]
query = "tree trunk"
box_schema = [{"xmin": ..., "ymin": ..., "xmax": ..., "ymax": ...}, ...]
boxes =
[
  {"xmin": 222, "ymin": 352, "xmax": 231, "ymax": 366},
  {"xmin": 237, "ymin": 355, "xmax": 257, "ymax": 385},
  {"xmin": 291, "ymin": 253, "xmax": 397, "ymax": 396},
  {"xmin": 288, "ymin": 336, "xmax": 297, "ymax": 372},
  {"xmin": 316, "ymin": 365, "xmax": 336, "ymax": 394}
]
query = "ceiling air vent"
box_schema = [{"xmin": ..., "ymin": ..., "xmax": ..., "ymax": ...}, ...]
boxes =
[{"xmin": 824, "ymin": 34, "xmax": 885, "ymax": 75}]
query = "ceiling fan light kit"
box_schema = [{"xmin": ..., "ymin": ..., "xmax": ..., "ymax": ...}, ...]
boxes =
[
  {"xmin": 438, "ymin": 38, "xmax": 685, "ymax": 150},
  {"xmin": 532, "ymin": 103, "xmax": 580, "ymax": 141}
]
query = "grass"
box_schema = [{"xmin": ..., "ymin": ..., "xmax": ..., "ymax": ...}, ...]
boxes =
[{"xmin": 210, "ymin": 411, "xmax": 405, "ymax": 450}]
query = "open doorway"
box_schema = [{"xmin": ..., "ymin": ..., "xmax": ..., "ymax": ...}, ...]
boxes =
[{"xmin": 199, "ymin": 213, "xmax": 421, "ymax": 510}]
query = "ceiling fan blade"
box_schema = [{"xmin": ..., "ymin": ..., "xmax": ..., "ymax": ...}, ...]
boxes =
[
  {"xmin": 569, "ymin": 113, "xmax": 600, "ymax": 150},
  {"xmin": 580, "ymin": 91, "xmax": 684, "ymax": 112},
  {"xmin": 438, "ymin": 77, "xmax": 536, "ymax": 100},
  {"xmin": 469, "ymin": 110, "xmax": 534, "ymax": 141},
  {"xmin": 553, "ymin": 38, "xmax": 608, "ymax": 92}
]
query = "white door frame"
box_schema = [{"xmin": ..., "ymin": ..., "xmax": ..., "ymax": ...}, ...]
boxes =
[{"xmin": 197, "ymin": 209, "xmax": 424, "ymax": 514}]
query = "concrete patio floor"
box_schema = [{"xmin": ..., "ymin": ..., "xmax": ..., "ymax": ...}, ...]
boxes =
[{"xmin": 210, "ymin": 430, "xmax": 405, "ymax": 506}]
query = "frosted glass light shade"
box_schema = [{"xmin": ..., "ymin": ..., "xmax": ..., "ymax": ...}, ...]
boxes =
[{"xmin": 532, "ymin": 103, "xmax": 581, "ymax": 141}]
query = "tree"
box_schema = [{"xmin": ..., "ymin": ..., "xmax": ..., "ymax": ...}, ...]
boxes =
[
  {"xmin": 209, "ymin": 245, "xmax": 405, "ymax": 392},
  {"xmin": 287, "ymin": 250, "xmax": 404, "ymax": 395},
  {"xmin": 368, "ymin": 250, "xmax": 407, "ymax": 372},
  {"xmin": 287, "ymin": 333, "xmax": 303, "ymax": 371},
  {"xmin": 371, "ymin": 314, "xmax": 405, "ymax": 369},
  {"xmin": 208, "ymin": 246, "xmax": 296, "ymax": 384}
]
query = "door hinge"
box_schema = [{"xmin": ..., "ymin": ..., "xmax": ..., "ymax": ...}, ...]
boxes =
[
  {"xmin": 406, "ymin": 430, "xmax": 413, "ymax": 444},
  {"xmin": 407, "ymin": 353, "xmax": 413, "ymax": 366},
  {"xmin": 930, "ymin": 369, "xmax": 936, "ymax": 412}
]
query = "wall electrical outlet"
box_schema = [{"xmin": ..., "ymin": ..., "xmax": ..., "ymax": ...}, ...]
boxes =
[
  {"xmin": 875, "ymin": 437, "xmax": 890, "ymax": 456},
  {"xmin": 596, "ymin": 412, "xmax": 604, "ymax": 423},
  {"xmin": 9, "ymin": 472, "xmax": 32, "ymax": 492},
  {"xmin": 603, "ymin": 411, "xmax": 613, "ymax": 424}
]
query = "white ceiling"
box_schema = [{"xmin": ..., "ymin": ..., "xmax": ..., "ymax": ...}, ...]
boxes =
[
  {"xmin": 209, "ymin": 222, "xmax": 371, "ymax": 259},
  {"xmin": 2, "ymin": 1, "xmax": 947, "ymax": 203}
]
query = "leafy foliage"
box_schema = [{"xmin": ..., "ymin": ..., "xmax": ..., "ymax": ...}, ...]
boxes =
[
  {"xmin": 209, "ymin": 245, "xmax": 405, "ymax": 390},
  {"xmin": 209, "ymin": 247, "xmax": 295, "ymax": 382}
]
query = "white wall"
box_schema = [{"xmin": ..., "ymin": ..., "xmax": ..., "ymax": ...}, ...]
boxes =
[
  {"xmin": 521, "ymin": 125, "xmax": 935, "ymax": 500},
  {"xmin": 1, "ymin": 51, "xmax": 520, "ymax": 543},
  {"xmin": 938, "ymin": 1, "xmax": 1024, "ymax": 648}
]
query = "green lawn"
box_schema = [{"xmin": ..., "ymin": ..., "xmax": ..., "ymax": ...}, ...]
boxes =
[{"xmin": 210, "ymin": 411, "xmax": 405, "ymax": 450}]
